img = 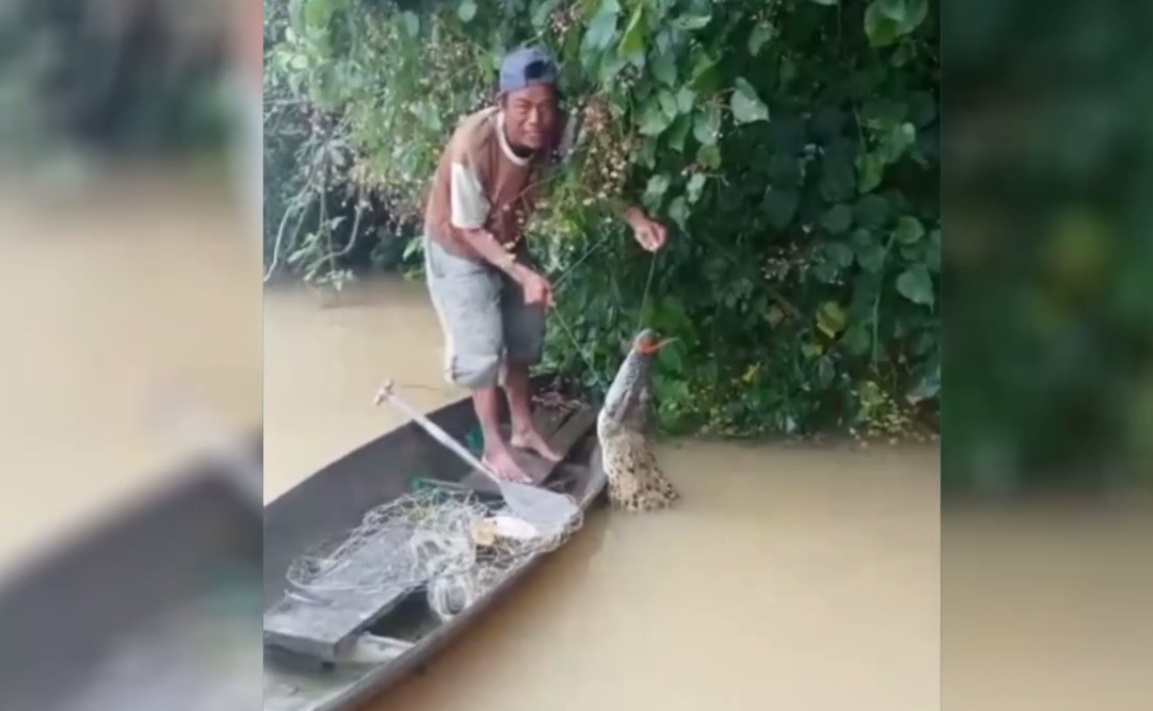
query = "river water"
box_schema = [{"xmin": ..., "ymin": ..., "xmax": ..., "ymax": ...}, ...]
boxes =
[
  {"xmin": 5, "ymin": 206, "xmax": 1148, "ymax": 709},
  {"xmin": 0, "ymin": 183, "xmax": 262, "ymax": 570},
  {"xmin": 264, "ymin": 277, "xmax": 941, "ymax": 711}
]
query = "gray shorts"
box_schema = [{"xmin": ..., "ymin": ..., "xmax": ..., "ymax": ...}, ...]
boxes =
[{"xmin": 424, "ymin": 237, "xmax": 546, "ymax": 389}]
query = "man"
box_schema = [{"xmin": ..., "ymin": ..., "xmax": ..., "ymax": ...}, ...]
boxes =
[{"xmin": 423, "ymin": 45, "xmax": 668, "ymax": 484}]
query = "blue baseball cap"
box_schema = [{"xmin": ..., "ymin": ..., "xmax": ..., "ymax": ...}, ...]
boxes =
[{"xmin": 499, "ymin": 46, "xmax": 558, "ymax": 94}]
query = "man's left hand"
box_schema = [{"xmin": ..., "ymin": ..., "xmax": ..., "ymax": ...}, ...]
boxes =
[{"xmin": 627, "ymin": 211, "xmax": 668, "ymax": 252}]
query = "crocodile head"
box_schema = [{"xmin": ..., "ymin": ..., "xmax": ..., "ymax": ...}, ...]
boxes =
[{"xmin": 598, "ymin": 329, "xmax": 665, "ymax": 433}]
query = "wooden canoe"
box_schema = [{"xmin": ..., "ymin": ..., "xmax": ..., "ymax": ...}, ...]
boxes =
[
  {"xmin": 0, "ymin": 441, "xmax": 263, "ymax": 711},
  {"xmin": 263, "ymin": 388, "xmax": 605, "ymax": 711}
]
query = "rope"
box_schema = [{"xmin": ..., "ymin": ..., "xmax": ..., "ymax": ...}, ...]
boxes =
[
  {"xmin": 547, "ymin": 241, "xmax": 660, "ymax": 398},
  {"xmin": 549, "ymin": 307, "xmax": 608, "ymax": 393},
  {"xmin": 637, "ymin": 250, "xmax": 659, "ymax": 332},
  {"xmin": 551, "ymin": 234, "xmax": 608, "ymax": 292}
]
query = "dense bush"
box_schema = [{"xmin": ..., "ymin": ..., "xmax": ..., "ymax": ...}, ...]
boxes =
[
  {"xmin": 943, "ymin": 2, "xmax": 1153, "ymax": 494},
  {"xmin": 0, "ymin": 0, "xmax": 235, "ymax": 165},
  {"xmin": 263, "ymin": 0, "xmax": 940, "ymax": 439}
]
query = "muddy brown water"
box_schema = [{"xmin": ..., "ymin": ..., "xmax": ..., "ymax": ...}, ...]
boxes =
[
  {"xmin": 0, "ymin": 184, "xmax": 261, "ymax": 571},
  {"xmin": 264, "ymin": 277, "xmax": 942, "ymax": 711},
  {"xmin": 6, "ymin": 205, "xmax": 1147, "ymax": 710}
]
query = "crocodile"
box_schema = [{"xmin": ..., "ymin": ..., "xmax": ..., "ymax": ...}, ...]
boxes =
[{"xmin": 595, "ymin": 329, "xmax": 680, "ymax": 511}]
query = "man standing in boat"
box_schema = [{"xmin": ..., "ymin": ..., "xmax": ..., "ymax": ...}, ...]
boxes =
[{"xmin": 422, "ymin": 45, "xmax": 668, "ymax": 484}]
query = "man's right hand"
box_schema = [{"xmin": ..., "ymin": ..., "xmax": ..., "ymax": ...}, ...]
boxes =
[{"xmin": 514, "ymin": 266, "xmax": 554, "ymax": 308}]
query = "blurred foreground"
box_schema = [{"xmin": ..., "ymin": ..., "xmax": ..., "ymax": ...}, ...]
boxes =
[
  {"xmin": 0, "ymin": 177, "xmax": 262, "ymax": 710},
  {"xmin": 943, "ymin": 0, "xmax": 1153, "ymax": 705},
  {"xmin": 943, "ymin": 0, "xmax": 1153, "ymax": 495},
  {"xmin": 0, "ymin": 0, "xmax": 262, "ymax": 709}
]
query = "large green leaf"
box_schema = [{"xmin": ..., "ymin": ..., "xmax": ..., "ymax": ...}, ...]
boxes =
[
  {"xmin": 666, "ymin": 114, "xmax": 692, "ymax": 152},
  {"xmin": 863, "ymin": 2, "xmax": 901, "ymax": 47},
  {"xmin": 926, "ymin": 228, "xmax": 941, "ymax": 272},
  {"xmin": 730, "ymin": 78, "xmax": 769, "ymax": 124},
  {"xmin": 906, "ymin": 362, "xmax": 940, "ymax": 404},
  {"xmin": 583, "ymin": 0, "xmax": 622, "ymax": 54},
  {"xmin": 693, "ymin": 104, "xmax": 722, "ymax": 145},
  {"xmin": 687, "ymin": 173, "xmax": 707, "ymax": 203},
  {"xmin": 878, "ymin": 0, "xmax": 908, "ymax": 22},
  {"xmin": 856, "ymin": 152, "xmax": 884, "ymax": 193},
  {"xmin": 303, "ymin": 0, "xmax": 342, "ymax": 33},
  {"xmin": 821, "ymin": 204, "xmax": 853, "ymax": 234},
  {"xmin": 638, "ymin": 96, "xmax": 675, "ymax": 136},
  {"xmin": 531, "ymin": 0, "xmax": 560, "ymax": 29},
  {"xmin": 816, "ymin": 301, "xmax": 847, "ymax": 338},
  {"xmin": 697, "ymin": 143, "xmax": 722, "ymax": 169},
  {"xmin": 617, "ymin": 4, "xmax": 648, "ymax": 58},
  {"xmin": 826, "ymin": 242, "xmax": 855, "ymax": 268},
  {"xmin": 667, "ymin": 196, "xmax": 690, "ymax": 229},
  {"xmin": 688, "ymin": 51, "xmax": 721, "ymax": 93},
  {"xmin": 864, "ymin": 0, "xmax": 929, "ymax": 48},
  {"xmin": 879, "ymin": 122, "xmax": 917, "ymax": 164},
  {"xmin": 651, "ymin": 47, "xmax": 678, "ymax": 85},
  {"xmin": 643, "ymin": 173, "xmax": 671, "ymax": 210},
  {"xmin": 894, "ymin": 216, "xmax": 924, "ymax": 244},
  {"xmin": 673, "ymin": 13, "xmax": 712, "ymax": 31},
  {"xmin": 764, "ymin": 188, "xmax": 799, "ymax": 229},
  {"xmin": 676, "ymin": 87, "xmax": 696, "ymax": 114},
  {"xmin": 400, "ymin": 11, "xmax": 420, "ymax": 38},
  {"xmin": 844, "ymin": 324, "xmax": 872, "ymax": 356},
  {"xmin": 457, "ymin": 0, "xmax": 478, "ymax": 22},
  {"xmin": 747, "ymin": 22, "xmax": 774, "ymax": 56},
  {"xmin": 854, "ymin": 195, "xmax": 891, "ymax": 229},
  {"xmin": 895, "ymin": 264, "xmax": 935, "ymax": 306},
  {"xmin": 856, "ymin": 242, "xmax": 887, "ymax": 273}
]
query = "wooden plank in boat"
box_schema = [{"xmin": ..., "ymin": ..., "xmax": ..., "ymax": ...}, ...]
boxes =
[
  {"xmin": 261, "ymin": 405, "xmax": 583, "ymax": 663},
  {"xmin": 549, "ymin": 405, "xmax": 598, "ymax": 457},
  {"xmin": 460, "ymin": 405, "xmax": 596, "ymax": 494},
  {"xmin": 263, "ymin": 581, "xmax": 410, "ymax": 663}
]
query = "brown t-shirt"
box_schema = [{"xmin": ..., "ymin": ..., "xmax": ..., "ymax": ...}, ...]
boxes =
[{"xmin": 424, "ymin": 107, "xmax": 545, "ymax": 261}]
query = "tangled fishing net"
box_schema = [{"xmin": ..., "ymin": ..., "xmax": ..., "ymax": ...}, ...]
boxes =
[{"xmin": 285, "ymin": 484, "xmax": 582, "ymax": 622}]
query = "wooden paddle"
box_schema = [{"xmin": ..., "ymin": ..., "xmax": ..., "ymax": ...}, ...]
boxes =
[{"xmin": 374, "ymin": 380, "xmax": 580, "ymax": 537}]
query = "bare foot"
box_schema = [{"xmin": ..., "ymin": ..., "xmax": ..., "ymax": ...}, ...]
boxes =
[
  {"xmin": 482, "ymin": 446, "xmax": 533, "ymax": 484},
  {"xmin": 510, "ymin": 427, "xmax": 562, "ymax": 462}
]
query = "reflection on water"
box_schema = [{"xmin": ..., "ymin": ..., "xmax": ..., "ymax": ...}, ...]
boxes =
[{"xmin": 264, "ymin": 277, "xmax": 941, "ymax": 711}]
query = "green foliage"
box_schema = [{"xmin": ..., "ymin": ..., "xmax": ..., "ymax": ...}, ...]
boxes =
[
  {"xmin": 944, "ymin": 1, "xmax": 1153, "ymax": 495},
  {"xmin": 1, "ymin": 0, "xmax": 236, "ymax": 166},
  {"xmin": 263, "ymin": 0, "xmax": 939, "ymax": 438}
]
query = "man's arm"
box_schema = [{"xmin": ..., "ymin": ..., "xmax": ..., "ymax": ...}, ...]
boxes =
[
  {"xmin": 457, "ymin": 228, "xmax": 522, "ymax": 277},
  {"xmin": 448, "ymin": 158, "xmax": 521, "ymax": 276},
  {"xmin": 622, "ymin": 204, "xmax": 647, "ymax": 226},
  {"xmin": 457, "ymin": 227, "xmax": 551, "ymax": 306},
  {"xmin": 620, "ymin": 203, "xmax": 667, "ymax": 252},
  {"xmin": 448, "ymin": 156, "xmax": 551, "ymax": 303}
]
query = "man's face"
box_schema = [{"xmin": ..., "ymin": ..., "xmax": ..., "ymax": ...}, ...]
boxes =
[{"xmin": 503, "ymin": 83, "xmax": 559, "ymax": 151}]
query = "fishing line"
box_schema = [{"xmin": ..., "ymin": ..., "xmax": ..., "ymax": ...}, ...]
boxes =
[
  {"xmin": 543, "ymin": 233, "xmax": 614, "ymax": 394},
  {"xmin": 636, "ymin": 249, "xmax": 659, "ymax": 333},
  {"xmin": 551, "ymin": 233, "xmax": 609, "ymax": 292},
  {"xmin": 549, "ymin": 307, "xmax": 609, "ymax": 393},
  {"xmin": 547, "ymin": 236, "xmax": 664, "ymax": 397}
]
